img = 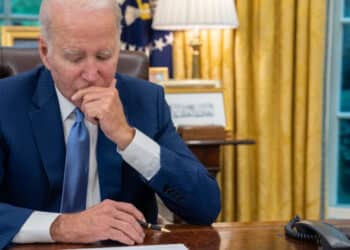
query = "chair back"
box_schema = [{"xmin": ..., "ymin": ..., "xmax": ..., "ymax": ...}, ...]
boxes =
[{"xmin": 0, "ymin": 47, "xmax": 149, "ymax": 80}]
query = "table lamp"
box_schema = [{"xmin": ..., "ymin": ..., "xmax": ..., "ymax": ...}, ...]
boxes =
[{"xmin": 152, "ymin": 0, "xmax": 239, "ymax": 79}]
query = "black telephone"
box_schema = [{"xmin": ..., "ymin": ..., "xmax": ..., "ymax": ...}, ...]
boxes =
[{"xmin": 285, "ymin": 215, "xmax": 350, "ymax": 250}]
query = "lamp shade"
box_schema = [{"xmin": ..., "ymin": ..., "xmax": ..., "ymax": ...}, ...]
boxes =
[{"xmin": 152, "ymin": 0, "xmax": 239, "ymax": 30}]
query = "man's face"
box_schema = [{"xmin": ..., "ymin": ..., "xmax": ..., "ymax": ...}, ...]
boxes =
[{"xmin": 39, "ymin": 6, "xmax": 120, "ymax": 105}]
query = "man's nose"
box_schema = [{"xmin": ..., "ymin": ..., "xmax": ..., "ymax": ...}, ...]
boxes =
[{"xmin": 82, "ymin": 60, "xmax": 99, "ymax": 82}]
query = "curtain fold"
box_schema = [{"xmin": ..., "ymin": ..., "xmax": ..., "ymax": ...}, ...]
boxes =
[{"xmin": 173, "ymin": 0, "xmax": 325, "ymax": 221}]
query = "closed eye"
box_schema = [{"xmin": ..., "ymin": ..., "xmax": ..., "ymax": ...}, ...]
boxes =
[
  {"xmin": 96, "ymin": 50, "xmax": 113, "ymax": 61},
  {"xmin": 68, "ymin": 56, "xmax": 84, "ymax": 63},
  {"xmin": 63, "ymin": 51, "xmax": 85, "ymax": 63},
  {"xmin": 96, "ymin": 54, "xmax": 111, "ymax": 61}
]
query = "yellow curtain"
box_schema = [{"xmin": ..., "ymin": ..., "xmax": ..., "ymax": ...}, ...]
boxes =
[{"xmin": 173, "ymin": 0, "xmax": 326, "ymax": 221}]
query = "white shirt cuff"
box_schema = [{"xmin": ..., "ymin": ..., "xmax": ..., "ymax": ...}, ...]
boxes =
[
  {"xmin": 117, "ymin": 129, "xmax": 160, "ymax": 180},
  {"xmin": 12, "ymin": 211, "xmax": 60, "ymax": 243}
]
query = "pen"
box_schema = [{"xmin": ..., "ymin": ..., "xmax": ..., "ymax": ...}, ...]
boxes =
[{"xmin": 138, "ymin": 220, "xmax": 171, "ymax": 233}]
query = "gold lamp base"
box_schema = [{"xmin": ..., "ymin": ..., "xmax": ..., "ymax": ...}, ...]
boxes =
[{"xmin": 190, "ymin": 29, "xmax": 201, "ymax": 79}]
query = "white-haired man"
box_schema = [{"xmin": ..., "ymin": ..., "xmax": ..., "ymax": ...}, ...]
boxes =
[{"xmin": 0, "ymin": 0, "xmax": 221, "ymax": 248}]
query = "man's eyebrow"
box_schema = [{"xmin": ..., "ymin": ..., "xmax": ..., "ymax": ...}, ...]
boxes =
[
  {"xmin": 98, "ymin": 49, "xmax": 114, "ymax": 55},
  {"xmin": 62, "ymin": 49, "xmax": 84, "ymax": 56}
]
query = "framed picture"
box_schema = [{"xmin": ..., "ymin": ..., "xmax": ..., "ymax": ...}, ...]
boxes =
[
  {"xmin": 165, "ymin": 87, "xmax": 227, "ymax": 129},
  {"xmin": 161, "ymin": 79, "xmax": 221, "ymax": 88},
  {"xmin": 149, "ymin": 67, "xmax": 169, "ymax": 83},
  {"xmin": 1, "ymin": 26, "xmax": 40, "ymax": 47}
]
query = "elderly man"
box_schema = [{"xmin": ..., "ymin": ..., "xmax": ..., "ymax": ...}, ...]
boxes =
[{"xmin": 0, "ymin": 0, "xmax": 221, "ymax": 248}]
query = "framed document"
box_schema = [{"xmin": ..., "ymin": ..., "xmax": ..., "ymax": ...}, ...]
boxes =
[
  {"xmin": 161, "ymin": 79, "xmax": 221, "ymax": 88},
  {"xmin": 1, "ymin": 26, "xmax": 40, "ymax": 47},
  {"xmin": 165, "ymin": 87, "xmax": 226, "ymax": 129}
]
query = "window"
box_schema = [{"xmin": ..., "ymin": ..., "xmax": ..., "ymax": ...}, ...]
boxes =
[
  {"xmin": 0, "ymin": 0, "xmax": 40, "ymax": 26},
  {"xmin": 11, "ymin": 0, "xmax": 41, "ymax": 15},
  {"xmin": 325, "ymin": 0, "xmax": 350, "ymax": 218},
  {"xmin": 0, "ymin": 2, "xmax": 4, "ymax": 14}
]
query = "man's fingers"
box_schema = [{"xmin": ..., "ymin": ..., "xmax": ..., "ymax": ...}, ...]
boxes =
[
  {"xmin": 50, "ymin": 200, "xmax": 146, "ymax": 244},
  {"xmin": 101, "ymin": 199, "xmax": 145, "ymax": 221},
  {"xmin": 110, "ymin": 200, "xmax": 145, "ymax": 221},
  {"xmin": 111, "ymin": 209, "xmax": 144, "ymax": 237},
  {"xmin": 107, "ymin": 228, "xmax": 136, "ymax": 245},
  {"xmin": 85, "ymin": 116, "xmax": 98, "ymax": 125},
  {"xmin": 71, "ymin": 85, "xmax": 132, "ymax": 148},
  {"xmin": 78, "ymin": 89, "xmax": 120, "ymax": 120},
  {"xmin": 101, "ymin": 200, "xmax": 145, "ymax": 244},
  {"xmin": 109, "ymin": 218, "xmax": 144, "ymax": 244},
  {"xmin": 71, "ymin": 86, "xmax": 115, "ymax": 102},
  {"xmin": 81, "ymin": 90, "xmax": 117, "ymax": 105},
  {"xmin": 81, "ymin": 102, "xmax": 102, "ymax": 122}
]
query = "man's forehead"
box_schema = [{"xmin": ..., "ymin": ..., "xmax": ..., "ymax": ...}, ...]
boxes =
[
  {"xmin": 47, "ymin": 0, "xmax": 115, "ymax": 12},
  {"xmin": 47, "ymin": 0, "xmax": 115, "ymax": 22}
]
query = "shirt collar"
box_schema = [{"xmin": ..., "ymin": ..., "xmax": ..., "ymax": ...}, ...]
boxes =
[{"xmin": 54, "ymin": 86, "xmax": 76, "ymax": 121}]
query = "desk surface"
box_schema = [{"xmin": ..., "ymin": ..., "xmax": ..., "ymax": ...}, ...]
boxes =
[
  {"xmin": 9, "ymin": 220, "xmax": 350, "ymax": 250},
  {"xmin": 185, "ymin": 138, "xmax": 255, "ymax": 146}
]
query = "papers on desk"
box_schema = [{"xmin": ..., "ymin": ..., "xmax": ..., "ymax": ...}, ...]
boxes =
[{"xmin": 65, "ymin": 243, "xmax": 188, "ymax": 250}]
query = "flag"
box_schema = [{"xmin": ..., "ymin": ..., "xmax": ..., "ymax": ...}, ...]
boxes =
[{"xmin": 117, "ymin": 0, "xmax": 173, "ymax": 77}]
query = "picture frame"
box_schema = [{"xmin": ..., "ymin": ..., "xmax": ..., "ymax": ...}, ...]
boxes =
[
  {"xmin": 164, "ymin": 87, "xmax": 227, "ymax": 130},
  {"xmin": 149, "ymin": 67, "xmax": 169, "ymax": 83},
  {"xmin": 161, "ymin": 79, "xmax": 221, "ymax": 88},
  {"xmin": 1, "ymin": 26, "xmax": 40, "ymax": 47}
]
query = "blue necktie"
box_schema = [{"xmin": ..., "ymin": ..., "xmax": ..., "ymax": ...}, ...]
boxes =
[{"xmin": 60, "ymin": 109, "xmax": 90, "ymax": 213}]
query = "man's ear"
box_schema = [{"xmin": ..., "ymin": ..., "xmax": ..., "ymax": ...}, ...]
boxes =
[{"xmin": 38, "ymin": 37, "xmax": 51, "ymax": 70}]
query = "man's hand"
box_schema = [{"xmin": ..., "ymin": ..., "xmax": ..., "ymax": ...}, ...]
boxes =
[
  {"xmin": 50, "ymin": 200, "xmax": 145, "ymax": 245},
  {"xmin": 72, "ymin": 82, "xmax": 135, "ymax": 150}
]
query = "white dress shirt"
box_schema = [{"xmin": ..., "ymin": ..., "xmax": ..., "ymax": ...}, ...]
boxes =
[{"xmin": 13, "ymin": 86, "xmax": 161, "ymax": 243}]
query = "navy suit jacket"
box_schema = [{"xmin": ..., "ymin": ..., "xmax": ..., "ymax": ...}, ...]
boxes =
[{"xmin": 0, "ymin": 66, "xmax": 220, "ymax": 248}]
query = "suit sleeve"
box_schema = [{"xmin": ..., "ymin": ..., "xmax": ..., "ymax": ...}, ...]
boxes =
[
  {"xmin": 0, "ymin": 122, "xmax": 33, "ymax": 249},
  {"xmin": 148, "ymin": 87, "xmax": 221, "ymax": 225}
]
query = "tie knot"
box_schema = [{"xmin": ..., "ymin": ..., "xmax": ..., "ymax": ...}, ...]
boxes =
[{"xmin": 74, "ymin": 109, "xmax": 84, "ymax": 122}]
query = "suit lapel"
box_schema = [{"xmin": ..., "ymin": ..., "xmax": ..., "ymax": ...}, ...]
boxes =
[{"xmin": 28, "ymin": 68, "xmax": 65, "ymax": 207}]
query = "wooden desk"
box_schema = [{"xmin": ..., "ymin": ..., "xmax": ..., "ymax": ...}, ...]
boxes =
[
  {"xmin": 186, "ymin": 138, "xmax": 255, "ymax": 177},
  {"xmin": 10, "ymin": 220, "xmax": 350, "ymax": 250}
]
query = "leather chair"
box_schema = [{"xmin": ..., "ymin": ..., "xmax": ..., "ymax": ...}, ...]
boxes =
[{"xmin": 0, "ymin": 47, "xmax": 149, "ymax": 80}]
